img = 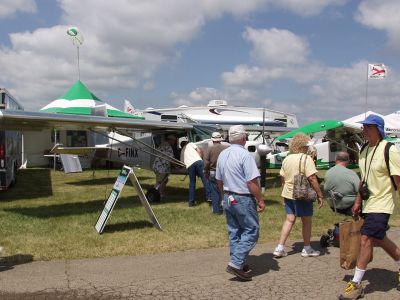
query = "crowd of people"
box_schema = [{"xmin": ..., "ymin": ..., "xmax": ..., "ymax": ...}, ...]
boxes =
[{"xmin": 151, "ymin": 115, "xmax": 400, "ymax": 299}]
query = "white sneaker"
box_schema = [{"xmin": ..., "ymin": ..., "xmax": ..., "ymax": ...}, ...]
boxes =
[
  {"xmin": 273, "ymin": 247, "xmax": 288, "ymax": 258},
  {"xmin": 301, "ymin": 248, "xmax": 320, "ymax": 257}
]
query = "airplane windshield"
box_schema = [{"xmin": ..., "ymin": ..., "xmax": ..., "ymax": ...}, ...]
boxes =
[{"xmin": 189, "ymin": 125, "xmax": 218, "ymax": 142}]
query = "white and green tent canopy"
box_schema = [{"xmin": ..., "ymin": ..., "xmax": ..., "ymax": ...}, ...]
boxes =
[
  {"xmin": 276, "ymin": 120, "xmax": 345, "ymax": 140},
  {"xmin": 40, "ymin": 80, "xmax": 144, "ymax": 119}
]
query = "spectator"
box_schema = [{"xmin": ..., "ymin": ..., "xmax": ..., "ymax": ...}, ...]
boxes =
[
  {"xmin": 339, "ymin": 114, "xmax": 400, "ymax": 299},
  {"xmin": 323, "ymin": 151, "xmax": 360, "ymax": 216},
  {"xmin": 204, "ymin": 132, "xmax": 229, "ymax": 214},
  {"xmin": 273, "ymin": 133, "xmax": 324, "ymax": 258},
  {"xmin": 180, "ymin": 141, "xmax": 211, "ymax": 207},
  {"xmin": 216, "ymin": 125, "xmax": 265, "ymax": 281},
  {"xmin": 152, "ymin": 134, "xmax": 176, "ymax": 201}
]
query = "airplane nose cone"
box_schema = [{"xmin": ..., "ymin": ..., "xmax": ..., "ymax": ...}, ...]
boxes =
[{"xmin": 257, "ymin": 144, "xmax": 272, "ymax": 156}]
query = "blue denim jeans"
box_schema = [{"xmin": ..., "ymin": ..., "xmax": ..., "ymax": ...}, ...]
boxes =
[
  {"xmin": 188, "ymin": 160, "xmax": 211, "ymax": 205},
  {"xmin": 209, "ymin": 174, "xmax": 222, "ymax": 213},
  {"xmin": 223, "ymin": 193, "xmax": 259, "ymax": 269}
]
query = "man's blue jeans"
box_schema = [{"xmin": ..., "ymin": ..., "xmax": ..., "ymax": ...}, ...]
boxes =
[
  {"xmin": 209, "ymin": 174, "xmax": 222, "ymax": 213},
  {"xmin": 223, "ymin": 193, "xmax": 259, "ymax": 269},
  {"xmin": 188, "ymin": 160, "xmax": 210, "ymax": 205}
]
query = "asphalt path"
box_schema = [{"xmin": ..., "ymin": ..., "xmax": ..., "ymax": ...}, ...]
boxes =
[{"xmin": 1, "ymin": 229, "xmax": 400, "ymax": 299}]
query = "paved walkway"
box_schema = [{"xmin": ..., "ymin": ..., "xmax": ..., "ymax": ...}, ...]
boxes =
[{"xmin": 1, "ymin": 229, "xmax": 400, "ymax": 299}]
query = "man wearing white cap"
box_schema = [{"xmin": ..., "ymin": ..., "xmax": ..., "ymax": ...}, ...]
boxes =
[
  {"xmin": 204, "ymin": 132, "xmax": 229, "ymax": 214},
  {"xmin": 180, "ymin": 140, "xmax": 211, "ymax": 207},
  {"xmin": 216, "ymin": 125, "xmax": 265, "ymax": 281}
]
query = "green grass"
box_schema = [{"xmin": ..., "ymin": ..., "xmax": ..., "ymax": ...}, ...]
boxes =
[{"xmin": 0, "ymin": 168, "xmax": 399, "ymax": 263}]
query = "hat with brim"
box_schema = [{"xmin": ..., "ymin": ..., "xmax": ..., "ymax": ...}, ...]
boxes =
[
  {"xmin": 229, "ymin": 125, "xmax": 247, "ymax": 140},
  {"xmin": 357, "ymin": 114, "xmax": 385, "ymax": 138}
]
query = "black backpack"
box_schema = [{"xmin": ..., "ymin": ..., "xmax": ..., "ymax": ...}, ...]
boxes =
[{"xmin": 360, "ymin": 141, "xmax": 397, "ymax": 190}]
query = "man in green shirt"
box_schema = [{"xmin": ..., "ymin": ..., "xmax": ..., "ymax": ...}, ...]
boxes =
[{"xmin": 323, "ymin": 152, "xmax": 360, "ymax": 215}]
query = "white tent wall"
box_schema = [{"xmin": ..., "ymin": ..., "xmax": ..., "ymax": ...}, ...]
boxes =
[
  {"xmin": 24, "ymin": 130, "xmax": 68, "ymax": 167},
  {"xmin": 342, "ymin": 111, "xmax": 400, "ymax": 136}
]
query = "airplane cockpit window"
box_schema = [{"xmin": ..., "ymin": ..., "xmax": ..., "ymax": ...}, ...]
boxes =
[{"xmin": 190, "ymin": 125, "xmax": 218, "ymax": 142}]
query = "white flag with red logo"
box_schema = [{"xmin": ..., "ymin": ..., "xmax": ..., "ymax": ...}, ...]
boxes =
[{"xmin": 368, "ymin": 63, "xmax": 387, "ymax": 79}]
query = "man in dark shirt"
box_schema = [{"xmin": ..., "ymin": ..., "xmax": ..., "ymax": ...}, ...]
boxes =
[{"xmin": 204, "ymin": 132, "xmax": 228, "ymax": 214}]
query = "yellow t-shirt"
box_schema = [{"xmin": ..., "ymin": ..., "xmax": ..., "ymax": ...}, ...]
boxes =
[
  {"xmin": 359, "ymin": 140, "xmax": 400, "ymax": 214},
  {"xmin": 280, "ymin": 153, "xmax": 318, "ymax": 200}
]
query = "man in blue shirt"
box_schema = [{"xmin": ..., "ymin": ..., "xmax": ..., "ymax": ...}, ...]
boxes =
[{"xmin": 216, "ymin": 125, "xmax": 265, "ymax": 281}]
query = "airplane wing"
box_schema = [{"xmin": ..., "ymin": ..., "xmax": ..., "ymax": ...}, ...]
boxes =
[
  {"xmin": 276, "ymin": 120, "xmax": 360, "ymax": 140},
  {"xmin": 0, "ymin": 110, "xmax": 194, "ymax": 132}
]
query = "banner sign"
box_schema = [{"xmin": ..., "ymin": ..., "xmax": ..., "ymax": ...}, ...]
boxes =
[
  {"xmin": 368, "ymin": 63, "xmax": 387, "ymax": 79},
  {"xmin": 95, "ymin": 166, "xmax": 133, "ymax": 233}
]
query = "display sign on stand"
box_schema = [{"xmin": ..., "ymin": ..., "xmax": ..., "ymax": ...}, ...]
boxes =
[{"xmin": 95, "ymin": 165, "xmax": 162, "ymax": 234}]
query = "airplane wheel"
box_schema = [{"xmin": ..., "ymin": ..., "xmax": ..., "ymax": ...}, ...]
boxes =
[{"xmin": 146, "ymin": 188, "xmax": 160, "ymax": 203}]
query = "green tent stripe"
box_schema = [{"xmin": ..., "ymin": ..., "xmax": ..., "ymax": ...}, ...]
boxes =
[
  {"xmin": 60, "ymin": 80, "xmax": 102, "ymax": 101},
  {"xmin": 41, "ymin": 107, "xmax": 144, "ymax": 119},
  {"xmin": 276, "ymin": 120, "xmax": 343, "ymax": 140}
]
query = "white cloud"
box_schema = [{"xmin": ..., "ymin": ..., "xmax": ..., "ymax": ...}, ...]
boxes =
[
  {"xmin": 267, "ymin": 0, "xmax": 348, "ymax": 17},
  {"xmin": 244, "ymin": 27, "xmax": 309, "ymax": 66},
  {"xmin": 355, "ymin": 0, "xmax": 400, "ymax": 49},
  {"xmin": 0, "ymin": 0, "xmax": 269, "ymax": 110},
  {"xmin": 221, "ymin": 26, "xmax": 400, "ymax": 121},
  {"xmin": 222, "ymin": 27, "xmax": 313, "ymax": 87},
  {"xmin": 0, "ymin": 0, "xmax": 37, "ymax": 18},
  {"xmin": 172, "ymin": 87, "xmax": 227, "ymax": 106}
]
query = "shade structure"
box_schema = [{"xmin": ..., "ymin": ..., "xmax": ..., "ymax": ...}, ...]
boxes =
[
  {"xmin": 40, "ymin": 80, "xmax": 144, "ymax": 119},
  {"xmin": 276, "ymin": 120, "xmax": 344, "ymax": 140}
]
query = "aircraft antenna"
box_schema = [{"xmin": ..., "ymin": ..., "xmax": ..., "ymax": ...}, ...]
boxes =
[{"xmin": 67, "ymin": 27, "xmax": 84, "ymax": 80}]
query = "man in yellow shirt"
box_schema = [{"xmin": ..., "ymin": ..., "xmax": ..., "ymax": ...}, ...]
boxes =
[{"xmin": 339, "ymin": 114, "xmax": 400, "ymax": 299}]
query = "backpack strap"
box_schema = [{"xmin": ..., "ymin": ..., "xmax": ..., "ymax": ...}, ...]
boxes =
[{"xmin": 384, "ymin": 142, "xmax": 397, "ymax": 191}]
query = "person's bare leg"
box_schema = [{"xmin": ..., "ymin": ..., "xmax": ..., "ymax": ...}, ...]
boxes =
[
  {"xmin": 278, "ymin": 214, "xmax": 296, "ymax": 245},
  {"xmin": 301, "ymin": 216, "xmax": 312, "ymax": 246}
]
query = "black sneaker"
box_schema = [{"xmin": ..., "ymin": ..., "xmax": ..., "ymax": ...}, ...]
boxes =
[
  {"xmin": 242, "ymin": 264, "xmax": 252, "ymax": 273},
  {"xmin": 226, "ymin": 265, "xmax": 252, "ymax": 281}
]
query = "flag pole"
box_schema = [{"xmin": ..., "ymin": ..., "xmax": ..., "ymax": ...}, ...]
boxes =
[
  {"xmin": 76, "ymin": 45, "xmax": 80, "ymax": 80},
  {"xmin": 67, "ymin": 27, "xmax": 84, "ymax": 81},
  {"xmin": 365, "ymin": 64, "xmax": 369, "ymax": 119}
]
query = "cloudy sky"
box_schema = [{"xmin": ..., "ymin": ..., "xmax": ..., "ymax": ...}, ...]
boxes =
[{"xmin": 1, "ymin": 0, "xmax": 400, "ymax": 124}]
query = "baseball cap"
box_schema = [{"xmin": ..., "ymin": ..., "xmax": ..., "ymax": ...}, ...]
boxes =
[
  {"xmin": 358, "ymin": 114, "xmax": 385, "ymax": 138},
  {"xmin": 228, "ymin": 125, "xmax": 247, "ymax": 140},
  {"xmin": 211, "ymin": 132, "xmax": 223, "ymax": 142}
]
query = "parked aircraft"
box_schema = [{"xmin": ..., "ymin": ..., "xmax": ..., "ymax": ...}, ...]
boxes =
[{"xmin": 267, "ymin": 115, "xmax": 400, "ymax": 170}]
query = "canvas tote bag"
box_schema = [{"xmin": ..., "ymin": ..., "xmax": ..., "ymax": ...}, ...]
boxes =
[
  {"xmin": 339, "ymin": 219, "xmax": 372, "ymax": 269},
  {"xmin": 292, "ymin": 154, "xmax": 317, "ymax": 201}
]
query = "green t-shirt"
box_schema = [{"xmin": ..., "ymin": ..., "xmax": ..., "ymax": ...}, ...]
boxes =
[{"xmin": 323, "ymin": 165, "xmax": 360, "ymax": 209}]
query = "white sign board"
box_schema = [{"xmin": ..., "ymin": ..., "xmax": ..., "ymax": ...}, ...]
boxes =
[{"xmin": 95, "ymin": 165, "xmax": 132, "ymax": 233}]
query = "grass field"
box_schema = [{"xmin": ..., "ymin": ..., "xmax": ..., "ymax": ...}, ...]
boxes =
[{"xmin": 1, "ymin": 167, "xmax": 399, "ymax": 264}]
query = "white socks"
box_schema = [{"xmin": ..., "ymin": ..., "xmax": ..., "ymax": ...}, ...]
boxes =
[
  {"xmin": 303, "ymin": 245, "xmax": 312, "ymax": 252},
  {"xmin": 276, "ymin": 244, "xmax": 284, "ymax": 251},
  {"xmin": 352, "ymin": 267, "xmax": 366, "ymax": 284}
]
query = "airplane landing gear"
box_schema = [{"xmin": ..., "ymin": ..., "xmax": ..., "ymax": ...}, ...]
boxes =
[{"xmin": 146, "ymin": 188, "xmax": 160, "ymax": 203}]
